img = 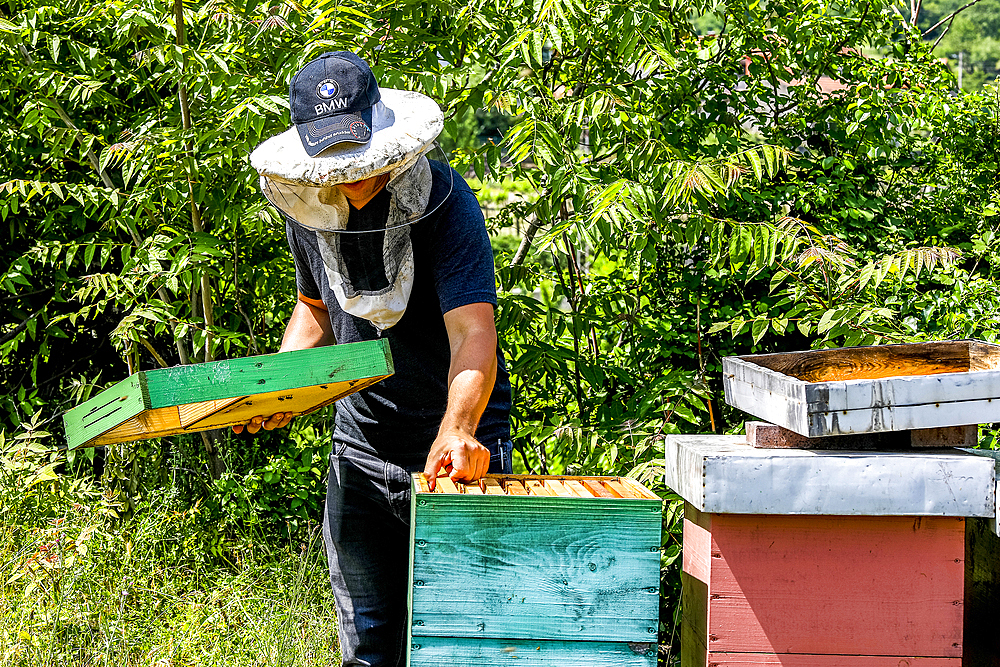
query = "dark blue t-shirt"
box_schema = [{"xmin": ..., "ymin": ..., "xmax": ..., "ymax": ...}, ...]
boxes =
[{"xmin": 284, "ymin": 161, "xmax": 512, "ymax": 465}]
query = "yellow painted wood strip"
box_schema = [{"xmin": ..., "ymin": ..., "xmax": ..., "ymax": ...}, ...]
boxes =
[
  {"xmin": 565, "ymin": 480, "xmax": 592, "ymax": 497},
  {"xmin": 504, "ymin": 480, "xmax": 529, "ymax": 495},
  {"xmin": 177, "ymin": 396, "xmax": 245, "ymax": 428},
  {"xmin": 463, "ymin": 483, "xmax": 484, "ymax": 495},
  {"xmin": 524, "ymin": 479, "xmax": 552, "ymax": 496},
  {"xmin": 482, "ymin": 477, "xmax": 505, "ymax": 495},
  {"xmin": 91, "ymin": 406, "xmax": 181, "ymax": 446},
  {"xmin": 436, "ymin": 477, "xmax": 462, "ymax": 494}
]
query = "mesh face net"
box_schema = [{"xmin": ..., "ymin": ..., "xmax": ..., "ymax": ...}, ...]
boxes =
[
  {"xmin": 259, "ymin": 146, "xmax": 454, "ymax": 332},
  {"xmin": 259, "ymin": 143, "xmax": 453, "ymax": 234}
]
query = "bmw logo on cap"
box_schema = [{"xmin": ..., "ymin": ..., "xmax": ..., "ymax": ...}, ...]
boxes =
[{"xmin": 317, "ymin": 79, "xmax": 339, "ymax": 99}]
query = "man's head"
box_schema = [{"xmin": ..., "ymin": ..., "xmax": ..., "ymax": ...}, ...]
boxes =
[
  {"xmin": 290, "ymin": 51, "xmax": 381, "ymax": 157},
  {"xmin": 250, "ymin": 50, "xmax": 444, "ymax": 187}
]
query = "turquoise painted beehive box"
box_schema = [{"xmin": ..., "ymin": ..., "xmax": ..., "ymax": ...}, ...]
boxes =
[{"xmin": 407, "ymin": 473, "xmax": 663, "ymax": 666}]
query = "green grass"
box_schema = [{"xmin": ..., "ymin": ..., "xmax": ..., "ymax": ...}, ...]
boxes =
[{"xmin": 0, "ymin": 458, "xmax": 340, "ymax": 667}]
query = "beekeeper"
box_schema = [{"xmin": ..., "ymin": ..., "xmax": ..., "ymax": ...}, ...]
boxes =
[{"xmin": 244, "ymin": 51, "xmax": 512, "ymax": 667}]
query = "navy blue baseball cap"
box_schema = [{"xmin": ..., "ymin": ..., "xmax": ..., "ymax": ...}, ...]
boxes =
[{"xmin": 290, "ymin": 51, "xmax": 381, "ymax": 157}]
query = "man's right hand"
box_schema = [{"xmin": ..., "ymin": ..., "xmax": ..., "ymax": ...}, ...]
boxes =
[{"xmin": 232, "ymin": 412, "xmax": 294, "ymax": 435}]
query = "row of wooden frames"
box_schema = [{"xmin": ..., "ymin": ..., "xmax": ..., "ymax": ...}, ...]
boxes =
[{"xmin": 415, "ymin": 474, "xmax": 658, "ymax": 499}]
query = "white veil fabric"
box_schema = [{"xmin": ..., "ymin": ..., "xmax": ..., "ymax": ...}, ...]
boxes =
[
  {"xmin": 250, "ymin": 86, "xmax": 452, "ymax": 333},
  {"xmin": 261, "ymin": 151, "xmax": 450, "ymax": 332}
]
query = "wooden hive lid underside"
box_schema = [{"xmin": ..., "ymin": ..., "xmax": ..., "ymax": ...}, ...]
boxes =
[{"xmin": 63, "ymin": 340, "xmax": 393, "ymax": 449}]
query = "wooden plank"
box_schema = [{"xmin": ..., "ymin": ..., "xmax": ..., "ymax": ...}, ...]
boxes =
[
  {"xmin": 706, "ymin": 655, "xmax": 959, "ymax": 666},
  {"xmin": 665, "ymin": 435, "xmax": 995, "ymax": 517},
  {"xmin": 411, "ymin": 503, "xmax": 660, "ymax": 643},
  {"xmin": 504, "ymin": 480, "xmax": 528, "ymax": 495},
  {"xmin": 177, "ymin": 396, "xmax": 245, "ymax": 427},
  {"xmin": 583, "ymin": 480, "xmax": 614, "ymax": 498},
  {"xmin": 408, "ymin": 637, "xmax": 656, "ymax": 667},
  {"xmin": 564, "ymin": 480, "xmax": 591, "ymax": 497},
  {"xmin": 64, "ymin": 340, "xmax": 394, "ymax": 448},
  {"xmin": 543, "ymin": 479, "xmax": 574, "ymax": 496},
  {"xmin": 911, "ymin": 424, "xmax": 978, "ymax": 447},
  {"xmin": 738, "ymin": 340, "xmax": 973, "ymax": 383},
  {"xmin": 964, "ymin": 517, "xmax": 1000, "ymax": 666},
  {"xmin": 415, "ymin": 474, "xmax": 431, "ymax": 494},
  {"xmin": 90, "ymin": 405, "xmax": 181, "ymax": 446},
  {"xmin": 601, "ymin": 481, "xmax": 624, "ymax": 498},
  {"xmin": 682, "ymin": 505, "xmax": 712, "ymax": 585},
  {"xmin": 407, "ymin": 474, "xmax": 420, "ymax": 665},
  {"xmin": 604, "ymin": 480, "xmax": 633, "ymax": 499},
  {"xmin": 681, "ymin": 504, "xmax": 711, "ymax": 667},
  {"xmin": 705, "ymin": 513, "xmax": 965, "ymax": 657},
  {"xmin": 482, "ymin": 477, "xmax": 504, "ymax": 495},
  {"xmin": 144, "ymin": 339, "xmax": 393, "ymax": 408},
  {"xmin": 463, "ymin": 483, "xmax": 484, "ymax": 495},
  {"xmin": 725, "ymin": 341, "xmax": 1000, "ymax": 437},
  {"xmin": 63, "ymin": 375, "xmax": 149, "ymax": 449},
  {"xmin": 970, "ymin": 340, "xmax": 1000, "ymax": 371},
  {"xmin": 524, "ymin": 479, "xmax": 552, "ymax": 496},
  {"xmin": 435, "ymin": 477, "xmax": 461, "ymax": 494},
  {"xmin": 748, "ymin": 421, "xmax": 976, "ymax": 450},
  {"xmin": 412, "ymin": 496, "xmax": 662, "ymax": 549},
  {"xmin": 619, "ymin": 477, "xmax": 660, "ymax": 500},
  {"xmin": 745, "ymin": 421, "xmax": 910, "ymax": 449}
]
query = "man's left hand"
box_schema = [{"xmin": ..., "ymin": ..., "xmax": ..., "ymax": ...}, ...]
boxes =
[{"xmin": 423, "ymin": 429, "xmax": 490, "ymax": 491}]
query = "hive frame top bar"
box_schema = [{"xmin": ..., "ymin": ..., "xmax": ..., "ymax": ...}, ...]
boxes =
[{"xmin": 412, "ymin": 473, "xmax": 660, "ymax": 500}]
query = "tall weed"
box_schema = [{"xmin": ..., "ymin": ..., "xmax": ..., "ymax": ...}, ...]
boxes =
[{"xmin": 0, "ymin": 433, "xmax": 339, "ymax": 667}]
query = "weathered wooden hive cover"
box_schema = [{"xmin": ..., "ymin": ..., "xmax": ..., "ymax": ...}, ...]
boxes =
[
  {"xmin": 723, "ymin": 339, "xmax": 1000, "ymax": 437},
  {"xmin": 62, "ymin": 340, "xmax": 393, "ymax": 449},
  {"xmin": 407, "ymin": 473, "xmax": 662, "ymax": 666}
]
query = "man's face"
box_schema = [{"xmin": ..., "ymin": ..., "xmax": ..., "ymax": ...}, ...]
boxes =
[{"xmin": 336, "ymin": 174, "xmax": 387, "ymax": 203}]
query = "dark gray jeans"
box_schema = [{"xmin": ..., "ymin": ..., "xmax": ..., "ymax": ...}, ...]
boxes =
[{"xmin": 322, "ymin": 439, "xmax": 513, "ymax": 667}]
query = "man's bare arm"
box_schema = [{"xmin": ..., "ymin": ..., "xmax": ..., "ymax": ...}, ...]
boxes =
[
  {"xmin": 422, "ymin": 302, "xmax": 498, "ymax": 489},
  {"xmin": 233, "ymin": 293, "xmax": 334, "ymax": 434},
  {"xmin": 280, "ymin": 293, "xmax": 335, "ymax": 351}
]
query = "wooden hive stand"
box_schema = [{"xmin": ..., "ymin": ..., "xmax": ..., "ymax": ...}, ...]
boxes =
[{"xmin": 407, "ymin": 473, "xmax": 663, "ymax": 666}]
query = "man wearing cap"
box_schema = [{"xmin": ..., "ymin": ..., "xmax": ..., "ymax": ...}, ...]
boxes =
[{"xmin": 244, "ymin": 52, "xmax": 512, "ymax": 666}]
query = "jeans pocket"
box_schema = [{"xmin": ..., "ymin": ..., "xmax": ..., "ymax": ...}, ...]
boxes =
[{"xmin": 385, "ymin": 459, "xmax": 413, "ymax": 522}]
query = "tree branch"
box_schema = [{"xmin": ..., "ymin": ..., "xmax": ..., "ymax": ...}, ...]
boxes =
[
  {"xmin": 137, "ymin": 336, "xmax": 169, "ymax": 368},
  {"xmin": 923, "ymin": 0, "xmax": 987, "ymax": 38},
  {"xmin": 0, "ymin": 310, "xmax": 41, "ymax": 347},
  {"xmin": 174, "ymin": 0, "xmax": 215, "ymax": 363},
  {"xmin": 511, "ymin": 216, "xmax": 543, "ymax": 266}
]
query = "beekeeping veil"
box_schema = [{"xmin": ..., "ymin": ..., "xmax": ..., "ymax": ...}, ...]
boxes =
[{"xmin": 249, "ymin": 52, "xmax": 451, "ymax": 332}]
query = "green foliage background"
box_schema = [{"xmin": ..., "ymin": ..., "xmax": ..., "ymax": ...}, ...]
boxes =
[{"xmin": 1, "ymin": 0, "xmax": 999, "ymax": 662}]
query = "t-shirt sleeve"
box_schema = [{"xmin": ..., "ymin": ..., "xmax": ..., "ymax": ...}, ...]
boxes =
[
  {"xmin": 429, "ymin": 185, "xmax": 498, "ymax": 314},
  {"xmin": 285, "ymin": 217, "xmax": 321, "ymax": 301}
]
